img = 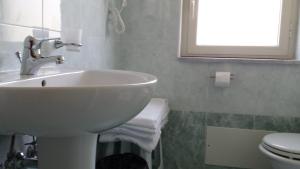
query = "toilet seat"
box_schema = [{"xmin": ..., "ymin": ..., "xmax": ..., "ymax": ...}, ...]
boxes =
[
  {"xmin": 262, "ymin": 143, "xmax": 300, "ymax": 160},
  {"xmin": 262, "ymin": 133, "xmax": 300, "ymax": 160},
  {"xmin": 259, "ymin": 144, "xmax": 300, "ymax": 167}
]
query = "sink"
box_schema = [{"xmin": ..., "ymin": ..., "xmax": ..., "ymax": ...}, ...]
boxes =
[
  {"xmin": 0, "ymin": 70, "xmax": 157, "ymax": 136},
  {"xmin": 0, "ymin": 69, "xmax": 157, "ymax": 169}
]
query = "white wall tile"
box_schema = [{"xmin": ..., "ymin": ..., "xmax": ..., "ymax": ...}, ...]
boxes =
[
  {"xmin": 0, "ymin": 0, "xmax": 42, "ymax": 28},
  {"xmin": 43, "ymin": 0, "xmax": 61, "ymax": 31}
]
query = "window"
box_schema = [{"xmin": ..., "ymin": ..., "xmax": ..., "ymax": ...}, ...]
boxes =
[{"xmin": 180, "ymin": 0, "xmax": 298, "ymax": 59}]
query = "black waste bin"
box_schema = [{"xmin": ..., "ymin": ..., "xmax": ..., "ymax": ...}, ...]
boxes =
[{"xmin": 96, "ymin": 153, "xmax": 149, "ymax": 169}]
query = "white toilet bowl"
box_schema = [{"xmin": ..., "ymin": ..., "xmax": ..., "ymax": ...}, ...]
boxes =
[{"xmin": 259, "ymin": 133, "xmax": 300, "ymax": 169}]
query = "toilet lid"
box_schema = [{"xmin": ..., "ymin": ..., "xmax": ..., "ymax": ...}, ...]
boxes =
[{"xmin": 263, "ymin": 133, "xmax": 300, "ymax": 155}]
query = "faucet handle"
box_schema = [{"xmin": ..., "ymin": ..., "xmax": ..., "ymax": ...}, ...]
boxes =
[
  {"xmin": 38, "ymin": 37, "xmax": 61, "ymax": 43},
  {"xmin": 54, "ymin": 40, "xmax": 83, "ymax": 49},
  {"xmin": 15, "ymin": 51, "xmax": 22, "ymax": 63},
  {"xmin": 32, "ymin": 37, "xmax": 61, "ymax": 50}
]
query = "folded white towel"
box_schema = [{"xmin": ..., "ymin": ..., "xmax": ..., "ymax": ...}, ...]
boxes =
[
  {"xmin": 121, "ymin": 124, "xmax": 157, "ymax": 134},
  {"xmin": 100, "ymin": 98, "xmax": 169, "ymax": 152},
  {"xmin": 102, "ymin": 126, "xmax": 160, "ymax": 140},
  {"xmin": 121, "ymin": 116, "xmax": 168, "ymax": 135},
  {"xmin": 100, "ymin": 130, "xmax": 161, "ymax": 152},
  {"xmin": 126, "ymin": 98, "xmax": 169, "ymax": 130}
]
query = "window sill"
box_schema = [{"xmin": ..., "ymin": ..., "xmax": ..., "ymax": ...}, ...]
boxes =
[{"xmin": 178, "ymin": 56, "xmax": 300, "ymax": 65}]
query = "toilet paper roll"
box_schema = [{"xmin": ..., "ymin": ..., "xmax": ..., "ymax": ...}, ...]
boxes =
[
  {"xmin": 61, "ymin": 28, "xmax": 82, "ymax": 52},
  {"xmin": 214, "ymin": 72, "xmax": 231, "ymax": 87}
]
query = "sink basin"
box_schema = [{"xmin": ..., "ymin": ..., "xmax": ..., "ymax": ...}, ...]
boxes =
[
  {"xmin": 0, "ymin": 70, "xmax": 156, "ymax": 136},
  {"xmin": 0, "ymin": 69, "xmax": 157, "ymax": 169}
]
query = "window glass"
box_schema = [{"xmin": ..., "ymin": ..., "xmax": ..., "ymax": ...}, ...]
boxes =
[{"xmin": 196, "ymin": 0, "xmax": 282, "ymax": 46}]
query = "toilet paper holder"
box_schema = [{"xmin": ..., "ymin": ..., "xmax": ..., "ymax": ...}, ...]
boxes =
[{"xmin": 209, "ymin": 73, "xmax": 235, "ymax": 79}]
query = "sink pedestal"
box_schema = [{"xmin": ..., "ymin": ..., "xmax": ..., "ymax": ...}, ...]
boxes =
[{"xmin": 38, "ymin": 133, "xmax": 97, "ymax": 169}]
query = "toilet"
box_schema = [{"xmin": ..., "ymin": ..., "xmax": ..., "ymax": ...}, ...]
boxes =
[{"xmin": 259, "ymin": 133, "xmax": 300, "ymax": 169}]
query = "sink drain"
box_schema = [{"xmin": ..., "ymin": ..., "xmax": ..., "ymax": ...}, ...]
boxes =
[{"xmin": 41, "ymin": 80, "xmax": 46, "ymax": 87}]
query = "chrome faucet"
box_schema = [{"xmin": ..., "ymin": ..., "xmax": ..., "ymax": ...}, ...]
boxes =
[{"xmin": 17, "ymin": 35, "xmax": 82, "ymax": 75}]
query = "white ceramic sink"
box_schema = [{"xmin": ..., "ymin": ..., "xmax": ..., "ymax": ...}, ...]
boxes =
[
  {"xmin": 0, "ymin": 69, "xmax": 157, "ymax": 169},
  {"xmin": 0, "ymin": 70, "xmax": 157, "ymax": 136}
]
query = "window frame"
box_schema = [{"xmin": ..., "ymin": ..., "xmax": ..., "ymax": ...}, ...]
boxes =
[{"xmin": 180, "ymin": 0, "xmax": 299, "ymax": 59}]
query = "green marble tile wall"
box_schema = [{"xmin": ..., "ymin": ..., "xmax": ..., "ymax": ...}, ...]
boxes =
[
  {"xmin": 116, "ymin": 0, "xmax": 300, "ymax": 117},
  {"xmin": 162, "ymin": 111, "xmax": 300, "ymax": 169},
  {"xmin": 114, "ymin": 1, "xmax": 300, "ymax": 167}
]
